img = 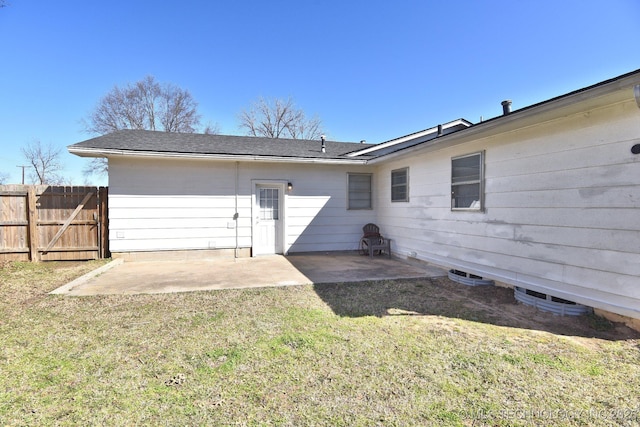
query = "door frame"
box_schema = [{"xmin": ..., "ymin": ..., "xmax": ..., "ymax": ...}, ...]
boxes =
[{"xmin": 251, "ymin": 180, "xmax": 288, "ymax": 256}]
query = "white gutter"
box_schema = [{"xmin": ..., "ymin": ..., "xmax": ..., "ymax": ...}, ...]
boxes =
[{"xmin": 67, "ymin": 147, "xmax": 370, "ymax": 165}]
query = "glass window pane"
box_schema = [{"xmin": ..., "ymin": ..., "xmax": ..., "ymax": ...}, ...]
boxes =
[
  {"xmin": 392, "ymin": 186, "xmax": 406, "ymax": 201},
  {"xmin": 259, "ymin": 188, "xmax": 279, "ymax": 220},
  {"xmin": 452, "ymin": 155, "xmax": 480, "ymax": 184},
  {"xmin": 451, "ymin": 153, "xmax": 483, "ymax": 210},
  {"xmin": 452, "ymin": 183, "xmax": 480, "ymax": 208},
  {"xmin": 348, "ymin": 174, "xmax": 372, "ymax": 209},
  {"xmin": 391, "ymin": 168, "xmax": 408, "ymax": 202}
]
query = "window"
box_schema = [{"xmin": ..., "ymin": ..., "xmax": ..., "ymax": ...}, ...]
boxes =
[
  {"xmin": 259, "ymin": 188, "xmax": 279, "ymax": 220},
  {"xmin": 348, "ymin": 173, "xmax": 372, "ymax": 209},
  {"xmin": 451, "ymin": 152, "xmax": 484, "ymax": 210},
  {"xmin": 391, "ymin": 168, "xmax": 409, "ymax": 202}
]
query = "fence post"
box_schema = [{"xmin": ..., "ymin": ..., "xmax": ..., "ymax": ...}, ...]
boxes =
[
  {"xmin": 27, "ymin": 186, "xmax": 40, "ymax": 262},
  {"xmin": 99, "ymin": 187, "xmax": 110, "ymax": 258}
]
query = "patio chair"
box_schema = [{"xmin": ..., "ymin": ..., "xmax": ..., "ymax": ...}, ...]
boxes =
[{"xmin": 359, "ymin": 223, "xmax": 392, "ymax": 258}]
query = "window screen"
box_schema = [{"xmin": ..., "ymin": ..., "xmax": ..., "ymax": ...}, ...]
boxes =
[
  {"xmin": 451, "ymin": 152, "xmax": 483, "ymax": 210},
  {"xmin": 348, "ymin": 173, "xmax": 372, "ymax": 210},
  {"xmin": 391, "ymin": 168, "xmax": 409, "ymax": 202}
]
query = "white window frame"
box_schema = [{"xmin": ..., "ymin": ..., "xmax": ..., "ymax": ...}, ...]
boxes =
[
  {"xmin": 451, "ymin": 151, "xmax": 484, "ymax": 211},
  {"xmin": 391, "ymin": 167, "xmax": 409, "ymax": 202},
  {"xmin": 347, "ymin": 173, "xmax": 372, "ymax": 210}
]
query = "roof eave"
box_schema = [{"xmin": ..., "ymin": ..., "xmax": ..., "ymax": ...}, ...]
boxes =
[
  {"xmin": 346, "ymin": 118, "xmax": 473, "ymax": 157},
  {"xmin": 67, "ymin": 146, "xmax": 370, "ymax": 165}
]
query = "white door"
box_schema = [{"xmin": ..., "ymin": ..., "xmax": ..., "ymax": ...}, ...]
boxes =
[{"xmin": 253, "ymin": 185, "xmax": 283, "ymax": 255}]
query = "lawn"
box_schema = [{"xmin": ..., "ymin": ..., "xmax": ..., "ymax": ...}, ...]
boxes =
[{"xmin": 1, "ymin": 260, "xmax": 639, "ymax": 426}]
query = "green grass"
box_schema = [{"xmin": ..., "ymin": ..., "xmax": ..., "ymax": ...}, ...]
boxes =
[{"xmin": 1, "ymin": 260, "xmax": 639, "ymax": 426}]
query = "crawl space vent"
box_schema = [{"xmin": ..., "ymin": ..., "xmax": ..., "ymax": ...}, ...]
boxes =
[
  {"xmin": 448, "ymin": 270, "xmax": 495, "ymax": 286},
  {"xmin": 514, "ymin": 287, "xmax": 592, "ymax": 316}
]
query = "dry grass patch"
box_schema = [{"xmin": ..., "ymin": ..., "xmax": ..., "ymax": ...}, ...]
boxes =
[{"xmin": 1, "ymin": 261, "xmax": 639, "ymax": 426}]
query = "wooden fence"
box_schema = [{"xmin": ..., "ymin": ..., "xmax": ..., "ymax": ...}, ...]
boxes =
[{"xmin": 0, "ymin": 185, "xmax": 109, "ymax": 262}]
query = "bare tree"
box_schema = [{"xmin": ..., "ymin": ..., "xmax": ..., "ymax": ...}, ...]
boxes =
[
  {"xmin": 202, "ymin": 121, "xmax": 221, "ymax": 135},
  {"xmin": 84, "ymin": 75, "xmax": 201, "ymax": 135},
  {"xmin": 238, "ymin": 97, "xmax": 324, "ymax": 140},
  {"xmin": 82, "ymin": 76, "xmax": 207, "ymax": 177},
  {"xmin": 0, "ymin": 171, "xmax": 9, "ymax": 184},
  {"xmin": 21, "ymin": 141, "xmax": 64, "ymax": 185},
  {"xmin": 159, "ymin": 83, "xmax": 201, "ymax": 132},
  {"xmin": 82, "ymin": 157, "xmax": 108, "ymax": 179}
]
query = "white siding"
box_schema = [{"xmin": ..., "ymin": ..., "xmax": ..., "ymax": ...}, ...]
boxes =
[
  {"xmin": 242, "ymin": 163, "xmax": 375, "ymax": 253},
  {"xmin": 374, "ymin": 98, "xmax": 640, "ymax": 318},
  {"xmin": 108, "ymin": 157, "xmax": 374, "ymax": 254}
]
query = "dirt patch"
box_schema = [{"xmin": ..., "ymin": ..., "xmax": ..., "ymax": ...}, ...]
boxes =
[
  {"xmin": 313, "ymin": 277, "xmax": 640, "ymax": 341},
  {"xmin": 440, "ymin": 279, "xmax": 639, "ymax": 340}
]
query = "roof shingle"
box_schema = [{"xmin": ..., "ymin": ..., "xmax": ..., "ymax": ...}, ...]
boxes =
[{"xmin": 69, "ymin": 130, "xmax": 371, "ymax": 160}]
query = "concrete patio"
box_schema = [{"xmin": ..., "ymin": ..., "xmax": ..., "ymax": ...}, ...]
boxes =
[{"xmin": 51, "ymin": 252, "xmax": 448, "ymax": 296}]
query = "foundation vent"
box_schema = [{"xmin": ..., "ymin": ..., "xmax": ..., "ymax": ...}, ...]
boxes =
[
  {"xmin": 514, "ymin": 287, "xmax": 592, "ymax": 316},
  {"xmin": 448, "ymin": 269, "xmax": 495, "ymax": 286}
]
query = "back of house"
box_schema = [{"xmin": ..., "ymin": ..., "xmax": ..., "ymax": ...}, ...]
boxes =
[{"xmin": 69, "ymin": 69, "xmax": 640, "ymax": 326}]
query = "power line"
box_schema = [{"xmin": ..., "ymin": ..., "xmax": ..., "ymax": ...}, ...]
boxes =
[{"xmin": 16, "ymin": 165, "xmax": 29, "ymax": 185}]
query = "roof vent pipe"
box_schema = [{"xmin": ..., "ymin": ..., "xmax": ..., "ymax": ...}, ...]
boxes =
[
  {"xmin": 360, "ymin": 140, "xmax": 366, "ymax": 144},
  {"xmin": 437, "ymin": 124, "xmax": 443, "ymax": 137},
  {"xmin": 321, "ymin": 135, "xmax": 326, "ymax": 153},
  {"xmin": 501, "ymin": 100, "xmax": 512, "ymax": 115}
]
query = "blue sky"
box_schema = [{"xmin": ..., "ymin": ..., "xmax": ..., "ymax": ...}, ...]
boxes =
[{"xmin": 1, "ymin": 0, "xmax": 639, "ymax": 185}]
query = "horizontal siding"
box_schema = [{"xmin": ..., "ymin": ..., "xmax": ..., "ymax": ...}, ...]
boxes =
[
  {"xmin": 109, "ymin": 195, "xmax": 241, "ymax": 209},
  {"xmin": 399, "ymin": 205, "xmax": 639, "ymax": 232},
  {"xmin": 285, "ymin": 189, "xmax": 372, "ymax": 252},
  {"xmin": 387, "ymin": 218, "xmax": 640, "ymax": 254},
  {"xmin": 488, "ymin": 186, "xmax": 639, "ymax": 209},
  {"xmin": 109, "ymin": 157, "xmax": 374, "ymax": 254},
  {"xmin": 489, "ymin": 161, "xmax": 638, "ymax": 193},
  {"xmin": 110, "ymin": 217, "xmax": 252, "ymax": 230},
  {"xmin": 110, "ymin": 207, "xmax": 237, "ymax": 219},
  {"xmin": 111, "ymin": 237, "xmax": 250, "ymax": 252},
  {"xmin": 374, "ymin": 98, "xmax": 640, "ymax": 317}
]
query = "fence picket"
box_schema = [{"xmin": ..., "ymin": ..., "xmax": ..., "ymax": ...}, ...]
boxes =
[{"xmin": 0, "ymin": 185, "xmax": 109, "ymax": 261}]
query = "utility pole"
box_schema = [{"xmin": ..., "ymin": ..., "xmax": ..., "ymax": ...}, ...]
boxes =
[{"xmin": 17, "ymin": 165, "xmax": 28, "ymax": 184}]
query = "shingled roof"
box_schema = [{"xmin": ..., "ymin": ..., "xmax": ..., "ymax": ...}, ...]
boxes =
[{"xmin": 68, "ymin": 130, "xmax": 373, "ymax": 163}]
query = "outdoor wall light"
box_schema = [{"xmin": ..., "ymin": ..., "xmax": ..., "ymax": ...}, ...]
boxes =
[{"xmin": 287, "ymin": 182, "xmax": 293, "ymax": 191}]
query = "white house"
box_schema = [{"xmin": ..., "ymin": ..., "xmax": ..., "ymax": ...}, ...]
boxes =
[{"xmin": 69, "ymin": 69, "xmax": 640, "ymax": 323}]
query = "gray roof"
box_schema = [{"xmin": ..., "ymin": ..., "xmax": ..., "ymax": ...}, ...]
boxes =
[{"xmin": 69, "ymin": 130, "xmax": 372, "ymax": 161}]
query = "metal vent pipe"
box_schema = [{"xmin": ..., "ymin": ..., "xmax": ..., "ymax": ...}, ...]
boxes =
[{"xmin": 501, "ymin": 100, "xmax": 512, "ymax": 115}]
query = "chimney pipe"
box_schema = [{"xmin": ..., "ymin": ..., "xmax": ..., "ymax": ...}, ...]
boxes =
[
  {"xmin": 437, "ymin": 124, "xmax": 443, "ymax": 137},
  {"xmin": 321, "ymin": 135, "xmax": 326, "ymax": 153},
  {"xmin": 501, "ymin": 100, "xmax": 512, "ymax": 115}
]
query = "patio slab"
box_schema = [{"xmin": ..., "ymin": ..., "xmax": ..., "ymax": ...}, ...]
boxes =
[{"xmin": 52, "ymin": 252, "xmax": 447, "ymax": 296}]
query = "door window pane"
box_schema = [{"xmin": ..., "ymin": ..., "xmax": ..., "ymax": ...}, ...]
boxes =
[{"xmin": 259, "ymin": 188, "xmax": 279, "ymax": 220}]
